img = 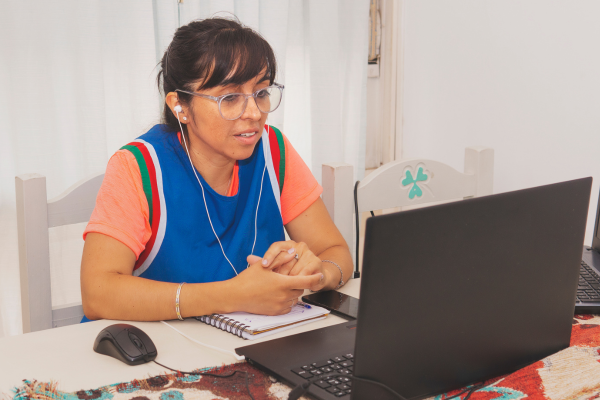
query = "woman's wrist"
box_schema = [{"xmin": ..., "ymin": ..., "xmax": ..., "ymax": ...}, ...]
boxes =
[
  {"xmin": 179, "ymin": 280, "xmax": 236, "ymax": 318},
  {"xmin": 219, "ymin": 278, "xmax": 241, "ymax": 314}
]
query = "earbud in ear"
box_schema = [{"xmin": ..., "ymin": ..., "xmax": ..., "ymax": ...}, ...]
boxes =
[{"xmin": 174, "ymin": 105, "xmax": 183, "ymax": 113}]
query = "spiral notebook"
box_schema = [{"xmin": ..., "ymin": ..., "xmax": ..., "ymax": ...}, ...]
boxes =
[{"xmin": 195, "ymin": 303, "xmax": 330, "ymax": 340}]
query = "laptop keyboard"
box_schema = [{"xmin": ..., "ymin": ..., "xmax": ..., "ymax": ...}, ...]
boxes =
[
  {"xmin": 577, "ymin": 261, "xmax": 600, "ymax": 303},
  {"xmin": 291, "ymin": 353, "xmax": 354, "ymax": 397}
]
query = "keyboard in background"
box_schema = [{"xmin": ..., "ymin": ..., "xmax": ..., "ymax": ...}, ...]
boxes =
[{"xmin": 576, "ymin": 261, "xmax": 600, "ymax": 303}]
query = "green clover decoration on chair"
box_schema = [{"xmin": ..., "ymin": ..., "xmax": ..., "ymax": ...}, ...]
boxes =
[{"xmin": 402, "ymin": 167, "xmax": 428, "ymax": 199}]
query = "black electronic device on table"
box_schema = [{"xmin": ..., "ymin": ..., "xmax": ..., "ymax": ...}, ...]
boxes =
[
  {"xmin": 302, "ymin": 291, "xmax": 359, "ymax": 320},
  {"xmin": 576, "ymin": 188, "xmax": 600, "ymax": 313},
  {"xmin": 236, "ymin": 178, "xmax": 592, "ymax": 400},
  {"xmin": 94, "ymin": 324, "xmax": 158, "ymax": 365}
]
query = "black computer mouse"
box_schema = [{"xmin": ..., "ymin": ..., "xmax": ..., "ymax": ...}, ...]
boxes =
[{"xmin": 93, "ymin": 324, "xmax": 157, "ymax": 365}]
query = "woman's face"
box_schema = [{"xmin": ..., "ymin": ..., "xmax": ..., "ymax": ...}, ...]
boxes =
[{"xmin": 184, "ymin": 74, "xmax": 270, "ymax": 163}]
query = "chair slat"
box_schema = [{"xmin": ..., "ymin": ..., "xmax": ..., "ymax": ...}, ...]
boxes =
[
  {"xmin": 47, "ymin": 173, "xmax": 104, "ymax": 228},
  {"xmin": 322, "ymin": 163, "xmax": 354, "ymax": 250},
  {"xmin": 16, "ymin": 174, "xmax": 53, "ymax": 333},
  {"xmin": 52, "ymin": 304, "xmax": 85, "ymax": 328}
]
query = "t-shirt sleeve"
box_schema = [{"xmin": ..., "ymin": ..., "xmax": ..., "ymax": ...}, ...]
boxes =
[
  {"xmin": 83, "ymin": 150, "xmax": 152, "ymax": 259},
  {"xmin": 280, "ymin": 134, "xmax": 323, "ymax": 225}
]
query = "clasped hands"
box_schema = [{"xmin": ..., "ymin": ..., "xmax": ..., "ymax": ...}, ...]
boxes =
[
  {"xmin": 231, "ymin": 241, "xmax": 329, "ymax": 316},
  {"xmin": 247, "ymin": 240, "xmax": 327, "ymax": 290}
]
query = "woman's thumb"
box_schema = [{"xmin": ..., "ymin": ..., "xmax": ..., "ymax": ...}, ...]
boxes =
[{"xmin": 246, "ymin": 254, "xmax": 264, "ymax": 266}]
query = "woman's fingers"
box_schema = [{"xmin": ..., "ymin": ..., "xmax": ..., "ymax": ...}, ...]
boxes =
[
  {"xmin": 288, "ymin": 247, "xmax": 318, "ymax": 276},
  {"xmin": 272, "ymin": 292, "xmax": 303, "ymax": 315},
  {"xmin": 283, "ymin": 272, "xmax": 323, "ymax": 290},
  {"xmin": 288, "ymin": 257, "xmax": 308, "ymax": 276},
  {"xmin": 260, "ymin": 241, "xmax": 297, "ymax": 268},
  {"xmin": 285, "ymin": 249, "xmax": 326, "ymax": 290},
  {"xmin": 276, "ymin": 254, "xmax": 299, "ymax": 275},
  {"xmin": 280, "ymin": 297, "xmax": 301, "ymax": 314},
  {"xmin": 277, "ymin": 261, "xmax": 295, "ymax": 276},
  {"xmin": 287, "ymin": 289, "xmax": 304, "ymax": 299},
  {"xmin": 310, "ymin": 273, "xmax": 327, "ymax": 292},
  {"xmin": 267, "ymin": 249, "xmax": 298, "ymax": 271},
  {"xmin": 266, "ymin": 242, "xmax": 326, "ymax": 291},
  {"xmin": 232, "ymin": 263, "xmax": 316, "ymax": 316},
  {"xmin": 246, "ymin": 254, "xmax": 263, "ymax": 265}
]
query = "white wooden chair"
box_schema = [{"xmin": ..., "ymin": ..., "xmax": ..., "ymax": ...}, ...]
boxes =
[
  {"xmin": 16, "ymin": 172, "xmax": 104, "ymax": 333},
  {"xmin": 322, "ymin": 147, "xmax": 494, "ymax": 276}
]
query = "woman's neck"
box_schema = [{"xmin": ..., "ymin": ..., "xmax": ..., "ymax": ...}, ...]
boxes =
[{"xmin": 183, "ymin": 133, "xmax": 235, "ymax": 196}]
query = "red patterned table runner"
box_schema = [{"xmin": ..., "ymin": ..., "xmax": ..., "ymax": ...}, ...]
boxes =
[{"xmin": 10, "ymin": 314, "xmax": 600, "ymax": 400}]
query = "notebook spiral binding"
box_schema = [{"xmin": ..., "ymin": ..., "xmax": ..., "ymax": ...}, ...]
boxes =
[{"xmin": 198, "ymin": 314, "xmax": 250, "ymax": 338}]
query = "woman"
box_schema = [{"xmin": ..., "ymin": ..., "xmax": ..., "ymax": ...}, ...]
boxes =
[{"xmin": 81, "ymin": 17, "xmax": 352, "ymax": 321}]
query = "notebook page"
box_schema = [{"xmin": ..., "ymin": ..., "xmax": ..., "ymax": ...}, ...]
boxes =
[
  {"xmin": 218, "ymin": 304, "xmax": 329, "ymax": 332},
  {"xmin": 242, "ymin": 316, "xmax": 327, "ymax": 340}
]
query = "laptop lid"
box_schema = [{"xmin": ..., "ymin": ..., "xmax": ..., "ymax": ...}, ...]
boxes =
[
  {"xmin": 592, "ymin": 189, "xmax": 600, "ymax": 251},
  {"xmin": 352, "ymin": 177, "xmax": 592, "ymax": 399}
]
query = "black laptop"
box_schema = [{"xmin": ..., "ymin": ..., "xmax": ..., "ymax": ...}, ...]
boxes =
[
  {"xmin": 236, "ymin": 178, "xmax": 592, "ymax": 400},
  {"xmin": 577, "ymin": 188, "xmax": 600, "ymax": 313}
]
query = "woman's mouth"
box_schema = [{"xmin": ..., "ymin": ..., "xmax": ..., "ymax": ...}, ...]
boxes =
[{"xmin": 234, "ymin": 130, "xmax": 259, "ymax": 144}]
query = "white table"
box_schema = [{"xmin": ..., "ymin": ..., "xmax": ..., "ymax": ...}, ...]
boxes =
[{"xmin": 0, "ymin": 279, "xmax": 361, "ymax": 397}]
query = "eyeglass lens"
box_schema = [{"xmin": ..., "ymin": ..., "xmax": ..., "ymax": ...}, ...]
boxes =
[{"xmin": 219, "ymin": 86, "xmax": 283, "ymax": 120}]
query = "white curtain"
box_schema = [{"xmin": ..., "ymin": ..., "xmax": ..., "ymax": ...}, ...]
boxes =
[
  {"xmin": 0, "ymin": 0, "xmax": 368, "ymax": 337},
  {"xmin": 156, "ymin": 0, "xmax": 369, "ymax": 179}
]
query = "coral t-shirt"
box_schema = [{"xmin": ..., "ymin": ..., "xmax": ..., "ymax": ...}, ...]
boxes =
[{"xmin": 83, "ymin": 133, "xmax": 322, "ymax": 259}]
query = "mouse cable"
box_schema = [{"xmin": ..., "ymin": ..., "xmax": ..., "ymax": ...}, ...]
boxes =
[
  {"xmin": 153, "ymin": 360, "xmax": 255, "ymax": 400},
  {"xmin": 288, "ymin": 373, "xmax": 488, "ymax": 400},
  {"xmin": 160, "ymin": 320, "xmax": 245, "ymax": 361}
]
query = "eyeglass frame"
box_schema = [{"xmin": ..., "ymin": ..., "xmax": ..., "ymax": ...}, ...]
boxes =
[{"xmin": 175, "ymin": 83, "xmax": 285, "ymax": 121}]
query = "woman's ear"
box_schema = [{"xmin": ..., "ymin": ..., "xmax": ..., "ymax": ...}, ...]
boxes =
[{"xmin": 165, "ymin": 92, "xmax": 187, "ymax": 123}]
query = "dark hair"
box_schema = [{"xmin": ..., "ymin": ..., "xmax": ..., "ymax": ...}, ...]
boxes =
[{"xmin": 157, "ymin": 17, "xmax": 277, "ymax": 132}]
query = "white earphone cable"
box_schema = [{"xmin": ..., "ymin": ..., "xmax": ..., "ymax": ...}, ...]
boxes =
[
  {"xmin": 160, "ymin": 320, "xmax": 245, "ymax": 361},
  {"xmin": 175, "ymin": 109, "xmax": 265, "ymax": 275},
  {"xmin": 248, "ymin": 164, "xmax": 266, "ymax": 267}
]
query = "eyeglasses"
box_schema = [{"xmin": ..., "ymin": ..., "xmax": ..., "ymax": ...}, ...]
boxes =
[{"xmin": 176, "ymin": 83, "xmax": 284, "ymax": 121}]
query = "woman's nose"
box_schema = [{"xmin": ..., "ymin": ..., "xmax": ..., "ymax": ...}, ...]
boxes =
[{"xmin": 241, "ymin": 96, "xmax": 262, "ymax": 121}]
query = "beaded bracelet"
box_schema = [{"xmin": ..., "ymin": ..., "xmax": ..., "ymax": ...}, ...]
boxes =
[
  {"xmin": 322, "ymin": 260, "xmax": 345, "ymax": 290},
  {"xmin": 176, "ymin": 282, "xmax": 186, "ymax": 320}
]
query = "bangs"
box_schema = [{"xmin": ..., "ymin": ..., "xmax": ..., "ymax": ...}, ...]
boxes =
[{"xmin": 194, "ymin": 28, "xmax": 276, "ymax": 91}]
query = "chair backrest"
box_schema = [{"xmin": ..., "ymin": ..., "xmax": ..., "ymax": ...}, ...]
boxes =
[
  {"xmin": 16, "ymin": 172, "xmax": 104, "ymax": 333},
  {"xmin": 322, "ymin": 146, "xmax": 494, "ymax": 269}
]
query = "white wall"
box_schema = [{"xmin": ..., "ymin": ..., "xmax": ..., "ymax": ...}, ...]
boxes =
[{"xmin": 401, "ymin": 0, "xmax": 600, "ymax": 244}]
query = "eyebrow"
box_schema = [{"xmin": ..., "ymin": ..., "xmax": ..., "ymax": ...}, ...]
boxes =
[
  {"xmin": 217, "ymin": 72, "xmax": 271, "ymax": 88},
  {"xmin": 220, "ymin": 83, "xmax": 242, "ymax": 91},
  {"xmin": 212, "ymin": 78, "xmax": 271, "ymax": 95}
]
